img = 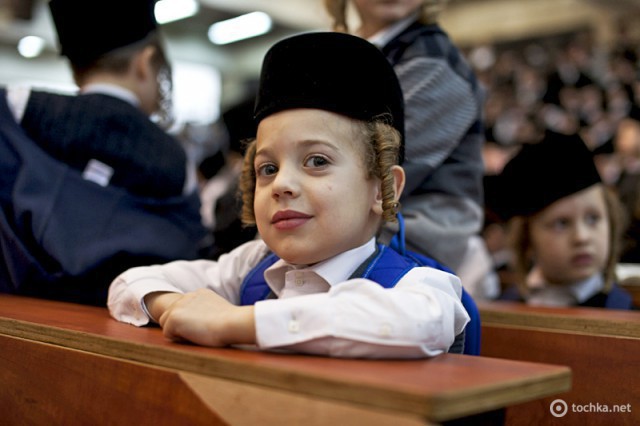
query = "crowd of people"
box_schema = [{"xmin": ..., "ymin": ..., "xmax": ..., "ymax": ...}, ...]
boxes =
[{"xmin": 466, "ymin": 22, "xmax": 640, "ymax": 303}]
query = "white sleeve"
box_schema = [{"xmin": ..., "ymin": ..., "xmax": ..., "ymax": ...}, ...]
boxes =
[
  {"xmin": 107, "ymin": 239, "xmax": 270, "ymax": 326},
  {"xmin": 254, "ymin": 267, "xmax": 470, "ymax": 359}
]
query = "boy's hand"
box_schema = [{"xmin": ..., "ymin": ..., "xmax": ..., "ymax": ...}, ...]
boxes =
[
  {"xmin": 144, "ymin": 291, "xmax": 183, "ymax": 322},
  {"xmin": 155, "ymin": 289, "xmax": 256, "ymax": 347}
]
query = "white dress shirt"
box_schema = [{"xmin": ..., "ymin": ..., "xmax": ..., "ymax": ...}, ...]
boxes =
[
  {"xmin": 81, "ymin": 83, "xmax": 140, "ymax": 106},
  {"xmin": 525, "ymin": 267, "xmax": 605, "ymax": 307},
  {"xmin": 366, "ymin": 11, "xmax": 419, "ymax": 48},
  {"xmin": 108, "ymin": 238, "xmax": 469, "ymax": 358}
]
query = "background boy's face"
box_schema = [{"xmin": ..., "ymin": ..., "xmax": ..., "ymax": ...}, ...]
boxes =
[
  {"xmin": 529, "ymin": 185, "xmax": 609, "ymax": 285},
  {"xmin": 253, "ymin": 109, "xmax": 383, "ymax": 265}
]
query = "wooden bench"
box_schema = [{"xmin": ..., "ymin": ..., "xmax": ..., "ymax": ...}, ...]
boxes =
[
  {"xmin": 0, "ymin": 294, "xmax": 571, "ymax": 425},
  {"xmin": 478, "ymin": 301, "xmax": 640, "ymax": 425}
]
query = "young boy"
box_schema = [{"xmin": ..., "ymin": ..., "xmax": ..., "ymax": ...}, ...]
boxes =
[
  {"xmin": 108, "ymin": 32, "xmax": 470, "ymax": 358},
  {"xmin": 495, "ymin": 131, "xmax": 633, "ymax": 309}
]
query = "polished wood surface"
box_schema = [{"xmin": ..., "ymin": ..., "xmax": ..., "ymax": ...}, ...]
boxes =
[
  {"xmin": 478, "ymin": 300, "xmax": 640, "ymax": 338},
  {"xmin": 479, "ymin": 301, "xmax": 640, "ymax": 426},
  {"xmin": 0, "ymin": 294, "xmax": 571, "ymax": 424}
]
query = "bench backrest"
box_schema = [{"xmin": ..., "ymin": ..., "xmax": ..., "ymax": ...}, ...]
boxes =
[{"xmin": 478, "ymin": 301, "xmax": 640, "ymax": 425}]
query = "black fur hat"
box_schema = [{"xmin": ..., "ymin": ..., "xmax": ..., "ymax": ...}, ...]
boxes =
[
  {"xmin": 254, "ymin": 32, "xmax": 405, "ymax": 163},
  {"xmin": 496, "ymin": 131, "xmax": 602, "ymax": 220},
  {"xmin": 49, "ymin": 0, "xmax": 158, "ymax": 66}
]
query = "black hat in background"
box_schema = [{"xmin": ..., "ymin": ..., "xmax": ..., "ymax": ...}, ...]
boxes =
[
  {"xmin": 49, "ymin": 0, "xmax": 158, "ymax": 66},
  {"xmin": 496, "ymin": 131, "xmax": 602, "ymax": 220},
  {"xmin": 254, "ymin": 32, "xmax": 405, "ymax": 163}
]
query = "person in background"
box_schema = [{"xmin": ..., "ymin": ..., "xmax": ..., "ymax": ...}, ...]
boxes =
[
  {"xmin": 198, "ymin": 94, "xmax": 259, "ymax": 260},
  {"xmin": 108, "ymin": 32, "xmax": 469, "ymax": 358},
  {"xmin": 495, "ymin": 131, "xmax": 633, "ymax": 309},
  {"xmin": 607, "ymin": 106, "xmax": 640, "ymax": 263},
  {"xmin": 0, "ymin": 0, "xmax": 206, "ymax": 305},
  {"xmin": 323, "ymin": 0, "xmax": 487, "ymax": 287}
]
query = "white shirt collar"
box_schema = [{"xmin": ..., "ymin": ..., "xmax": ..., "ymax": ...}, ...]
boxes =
[
  {"xmin": 526, "ymin": 269, "xmax": 604, "ymax": 306},
  {"xmin": 568, "ymin": 273, "xmax": 605, "ymax": 303},
  {"xmin": 263, "ymin": 238, "xmax": 377, "ymax": 296},
  {"xmin": 81, "ymin": 83, "xmax": 140, "ymax": 107},
  {"xmin": 366, "ymin": 11, "xmax": 420, "ymax": 48}
]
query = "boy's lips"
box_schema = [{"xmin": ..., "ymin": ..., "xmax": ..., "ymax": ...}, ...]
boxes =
[
  {"xmin": 572, "ymin": 253, "xmax": 593, "ymax": 266},
  {"xmin": 271, "ymin": 210, "xmax": 313, "ymax": 230}
]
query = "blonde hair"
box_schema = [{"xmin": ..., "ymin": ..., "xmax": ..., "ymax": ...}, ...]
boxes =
[
  {"xmin": 507, "ymin": 185, "xmax": 625, "ymax": 296},
  {"xmin": 239, "ymin": 118, "xmax": 402, "ymax": 225},
  {"xmin": 324, "ymin": 0, "xmax": 449, "ymax": 32}
]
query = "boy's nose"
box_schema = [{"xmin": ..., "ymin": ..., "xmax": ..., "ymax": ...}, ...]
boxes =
[
  {"xmin": 271, "ymin": 166, "xmax": 298, "ymax": 199},
  {"xmin": 573, "ymin": 221, "xmax": 592, "ymax": 241}
]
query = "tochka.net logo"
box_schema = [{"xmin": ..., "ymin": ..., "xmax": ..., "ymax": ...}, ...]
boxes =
[{"xmin": 550, "ymin": 399, "xmax": 633, "ymax": 418}]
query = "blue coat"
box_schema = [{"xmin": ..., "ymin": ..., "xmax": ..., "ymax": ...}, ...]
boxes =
[{"xmin": 0, "ymin": 89, "xmax": 207, "ymax": 305}]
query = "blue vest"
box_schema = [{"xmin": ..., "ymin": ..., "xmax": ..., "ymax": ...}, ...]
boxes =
[
  {"xmin": 240, "ymin": 243, "xmax": 448, "ymax": 305},
  {"xmin": 240, "ymin": 243, "xmax": 481, "ymax": 355}
]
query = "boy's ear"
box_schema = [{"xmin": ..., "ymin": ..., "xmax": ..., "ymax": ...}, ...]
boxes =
[
  {"xmin": 132, "ymin": 46, "xmax": 156, "ymax": 81},
  {"xmin": 391, "ymin": 165, "xmax": 405, "ymax": 201},
  {"xmin": 372, "ymin": 165, "xmax": 406, "ymax": 215}
]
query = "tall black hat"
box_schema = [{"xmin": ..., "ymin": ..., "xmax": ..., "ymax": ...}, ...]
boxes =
[
  {"xmin": 254, "ymin": 32, "xmax": 405, "ymax": 163},
  {"xmin": 496, "ymin": 131, "xmax": 602, "ymax": 220},
  {"xmin": 49, "ymin": 0, "xmax": 158, "ymax": 66}
]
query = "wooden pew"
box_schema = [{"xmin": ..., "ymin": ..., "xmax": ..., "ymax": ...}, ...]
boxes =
[
  {"xmin": 0, "ymin": 294, "xmax": 571, "ymax": 425},
  {"xmin": 478, "ymin": 301, "xmax": 640, "ymax": 425}
]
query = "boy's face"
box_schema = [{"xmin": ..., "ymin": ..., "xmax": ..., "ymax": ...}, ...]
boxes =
[
  {"xmin": 253, "ymin": 108, "xmax": 384, "ymax": 265},
  {"xmin": 529, "ymin": 185, "xmax": 610, "ymax": 285}
]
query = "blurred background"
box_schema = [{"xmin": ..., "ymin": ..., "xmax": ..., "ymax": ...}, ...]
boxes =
[{"xmin": 1, "ymin": 0, "xmax": 639, "ymax": 166}]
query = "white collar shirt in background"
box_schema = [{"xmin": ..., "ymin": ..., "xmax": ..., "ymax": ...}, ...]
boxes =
[
  {"xmin": 81, "ymin": 83, "xmax": 140, "ymax": 106},
  {"xmin": 526, "ymin": 267, "xmax": 604, "ymax": 306},
  {"xmin": 366, "ymin": 11, "xmax": 420, "ymax": 48}
]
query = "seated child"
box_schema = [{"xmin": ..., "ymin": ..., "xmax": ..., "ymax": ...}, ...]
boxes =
[
  {"xmin": 107, "ymin": 32, "xmax": 470, "ymax": 358},
  {"xmin": 495, "ymin": 131, "xmax": 633, "ymax": 309}
]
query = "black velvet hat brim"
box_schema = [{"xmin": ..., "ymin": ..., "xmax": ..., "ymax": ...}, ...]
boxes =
[
  {"xmin": 496, "ymin": 131, "xmax": 602, "ymax": 220},
  {"xmin": 254, "ymin": 32, "xmax": 405, "ymax": 163}
]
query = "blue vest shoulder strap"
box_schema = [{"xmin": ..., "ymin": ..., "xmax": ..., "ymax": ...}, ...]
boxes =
[
  {"xmin": 240, "ymin": 244, "xmax": 450, "ymax": 305},
  {"xmin": 239, "ymin": 253, "xmax": 280, "ymax": 306}
]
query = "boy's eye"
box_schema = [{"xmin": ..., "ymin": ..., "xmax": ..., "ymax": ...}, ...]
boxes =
[
  {"xmin": 549, "ymin": 218, "xmax": 570, "ymax": 231},
  {"xmin": 256, "ymin": 163, "xmax": 278, "ymax": 176},
  {"xmin": 585, "ymin": 213, "xmax": 601, "ymax": 226},
  {"xmin": 304, "ymin": 155, "xmax": 329, "ymax": 168}
]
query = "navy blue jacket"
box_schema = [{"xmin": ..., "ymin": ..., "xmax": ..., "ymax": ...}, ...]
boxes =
[{"xmin": 0, "ymin": 89, "xmax": 207, "ymax": 305}]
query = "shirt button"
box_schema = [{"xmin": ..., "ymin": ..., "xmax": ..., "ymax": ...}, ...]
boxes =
[
  {"xmin": 288, "ymin": 320, "xmax": 300, "ymax": 333},
  {"xmin": 378, "ymin": 323, "xmax": 393, "ymax": 337},
  {"xmin": 295, "ymin": 272, "xmax": 304, "ymax": 287}
]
